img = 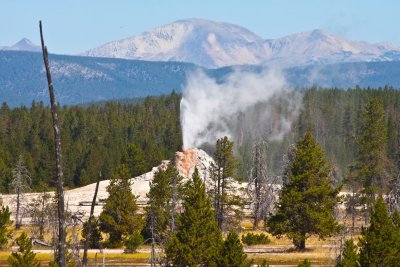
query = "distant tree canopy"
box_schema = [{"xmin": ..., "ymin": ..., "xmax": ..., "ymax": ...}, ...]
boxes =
[{"xmin": 1, "ymin": 87, "xmax": 400, "ymax": 191}]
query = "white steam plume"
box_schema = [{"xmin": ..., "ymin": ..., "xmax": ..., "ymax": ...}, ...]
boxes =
[{"xmin": 180, "ymin": 68, "xmax": 302, "ymax": 149}]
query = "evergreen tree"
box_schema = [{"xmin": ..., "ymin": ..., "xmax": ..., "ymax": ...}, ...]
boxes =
[
  {"xmin": 124, "ymin": 232, "xmax": 144, "ymax": 253},
  {"xmin": 0, "ymin": 205, "xmax": 12, "ymax": 248},
  {"xmin": 268, "ymin": 132, "xmax": 340, "ymax": 249},
  {"xmin": 8, "ymin": 232, "xmax": 40, "ymax": 267},
  {"xmin": 165, "ymin": 168, "xmax": 222, "ymax": 266},
  {"xmin": 81, "ymin": 218, "xmax": 102, "ymax": 249},
  {"xmin": 99, "ymin": 165, "xmax": 143, "ymax": 247},
  {"xmin": 123, "ymin": 143, "xmax": 147, "ymax": 177},
  {"xmin": 355, "ymin": 99, "xmax": 390, "ymax": 214},
  {"xmin": 218, "ymin": 231, "xmax": 249, "ymax": 267},
  {"xmin": 359, "ymin": 196, "xmax": 400, "ymax": 266},
  {"xmin": 210, "ymin": 136, "xmax": 243, "ymax": 231},
  {"xmin": 144, "ymin": 164, "xmax": 181, "ymax": 242},
  {"xmin": 336, "ymin": 239, "xmax": 359, "ymax": 267}
]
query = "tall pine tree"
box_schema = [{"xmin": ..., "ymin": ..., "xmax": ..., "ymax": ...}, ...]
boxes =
[
  {"xmin": 268, "ymin": 132, "xmax": 340, "ymax": 249},
  {"xmin": 359, "ymin": 196, "xmax": 400, "ymax": 266},
  {"xmin": 355, "ymin": 99, "xmax": 390, "ymax": 215},
  {"xmin": 144, "ymin": 164, "xmax": 181, "ymax": 243},
  {"xmin": 165, "ymin": 168, "xmax": 222, "ymax": 266}
]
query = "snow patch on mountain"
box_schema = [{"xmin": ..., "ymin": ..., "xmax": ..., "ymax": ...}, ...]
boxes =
[
  {"xmin": 49, "ymin": 61, "xmax": 113, "ymax": 81},
  {"xmin": 265, "ymin": 29, "xmax": 400, "ymax": 66},
  {"xmin": 83, "ymin": 19, "xmax": 271, "ymax": 68},
  {"xmin": 83, "ymin": 19, "xmax": 400, "ymax": 68}
]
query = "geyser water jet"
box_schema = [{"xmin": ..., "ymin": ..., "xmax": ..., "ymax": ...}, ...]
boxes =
[{"xmin": 180, "ymin": 68, "xmax": 302, "ymax": 149}]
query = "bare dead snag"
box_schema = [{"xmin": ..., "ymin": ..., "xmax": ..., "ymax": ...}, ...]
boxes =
[
  {"xmin": 82, "ymin": 172, "xmax": 101, "ymax": 267},
  {"xmin": 39, "ymin": 20, "xmax": 67, "ymax": 267}
]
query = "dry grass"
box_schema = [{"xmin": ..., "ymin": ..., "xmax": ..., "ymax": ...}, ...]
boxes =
[
  {"xmin": 4, "ymin": 218, "xmax": 362, "ymax": 266},
  {"xmin": 249, "ymin": 246, "xmax": 335, "ymax": 265}
]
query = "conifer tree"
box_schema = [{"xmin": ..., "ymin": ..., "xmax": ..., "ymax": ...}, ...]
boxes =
[
  {"xmin": 99, "ymin": 165, "xmax": 143, "ymax": 247},
  {"xmin": 123, "ymin": 143, "xmax": 147, "ymax": 177},
  {"xmin": 144, "ymin": 164, "xmax": 181, "ymax": 242},
  {"xmin": 218, "ymin": 231, "xmax": 249, "ymax": 267},
  {"xmin": 210, "ymin": 136, "xmax": 243, "ymax": 231},
  {"xmin": 268, "ymin": 132, "xmax": 340, "ymax": 249},
  {"xmin": 81, "ymin": 218, "xmax": 102, "ymax": 249},
  {"xmin": 336, "ymin": 239, "xmax": 359, "ymax": 267},
  {"xmin": 8, "ymin": 232, "xmax": 40, "ymax": 267},
  {"xmin": 165, "ymin": 168, "xmax": 222, "ymax": 266},
  {"xmin": 359, "ymin": 196, "xmax": 400, "ymax": 266},
  {"xmin": 0, "ymin": 205, "xmax": 12, "ymax": 248},
  {"xmin": 355, "ymin": 99, "xmax": 390, "ymax": 215}
]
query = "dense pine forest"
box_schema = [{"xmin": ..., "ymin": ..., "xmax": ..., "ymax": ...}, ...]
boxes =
[
  {"xmin": 1, "ymin": 87, "xmax": 400, "ymax": 191},
  {"xmin": 0, "ymin": 92, "xmax": 182, "ymax": 191}
]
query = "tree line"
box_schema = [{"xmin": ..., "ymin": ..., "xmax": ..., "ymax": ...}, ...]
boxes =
[{"xmin": 2, "ymin": 87, "xmax": 400, "ymax": 192}]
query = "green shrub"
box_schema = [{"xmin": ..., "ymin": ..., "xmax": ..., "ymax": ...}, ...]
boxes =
[
  {"xmin": 297, "ymin": 259, "xmax": 312, "ymax": 267},
  {"xmin": 241, "ymin": 233, "xmax": 271, "ymax": 245},
  {"xmin": 124, "ymin": 233, "xmax": 144, "ymax": 253}
]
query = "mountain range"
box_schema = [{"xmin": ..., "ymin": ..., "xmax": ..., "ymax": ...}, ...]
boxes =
[
  {"xmin": 3, "ymin": 19, "xmax": 399, "ymax": 69},
  {"xmin": 1, "ymin": 18, "xmax": 400, "ymax": 107},
  {"xmin": 82, "ymin": 18, "xmax": 400, "ymax": 68}
]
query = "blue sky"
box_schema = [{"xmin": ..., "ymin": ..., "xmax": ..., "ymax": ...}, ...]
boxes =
[{"xmin": 1, "ymin": 0, "xmax": 399, "ymax": 54}]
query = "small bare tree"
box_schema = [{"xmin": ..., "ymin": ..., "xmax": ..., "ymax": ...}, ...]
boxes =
[
  {"xmin": 28, "ymin": 191, "xmax": 52, "ymax": 239},
  {"xmin": 69, "ymin": 210, "xmax": 84, "ymax": 267},
  {"xmin": 11, "ymin": 155, "xmax": 31, "ymax": 229}
]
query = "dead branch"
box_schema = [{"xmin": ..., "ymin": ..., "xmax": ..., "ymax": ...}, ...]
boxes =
[{"xmin": 82, "ymin": 172, "xmax": 101, "ymax": 267}]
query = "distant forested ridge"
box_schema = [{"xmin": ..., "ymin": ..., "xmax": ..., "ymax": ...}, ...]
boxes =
[
  {"xmin": 1, "ymin": 87, "xmax": 400, "ymax": 191},
  {"xmin": 1, "ymin": 50, "xmax": 400, "ymax": 107}
]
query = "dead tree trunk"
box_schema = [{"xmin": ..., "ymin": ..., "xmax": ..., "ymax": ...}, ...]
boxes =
[
  {"xmin": 15, "ymin": 187, "xmax": 21, "ymax": 229},
  {"xmin": 250, "ymin": 141, "xmax": 268, "ymax": 229},
  {"xmin": 82, "ymin": 172, "xmax": 101, "ymax": 267},
  {"xmin": 39, "ymin": 21, "xmax": 66, "ymax": 267},
  {"xmin": 170, "ymin": 175, "xmax": 177, "ymax": 234},
  {"xmin": 12, "ymin": 155, "xmax": 31, "ymax": 229}
]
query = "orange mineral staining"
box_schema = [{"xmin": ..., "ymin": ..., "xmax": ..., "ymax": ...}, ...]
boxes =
[{"xmin": 174, "ymin": 148, "xmax": 198, "ymax": 178}]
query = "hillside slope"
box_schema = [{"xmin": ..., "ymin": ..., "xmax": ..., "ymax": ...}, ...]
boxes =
[{"xmin": 1, "ymin": 51, "xmax": 400, "ymax": 107}]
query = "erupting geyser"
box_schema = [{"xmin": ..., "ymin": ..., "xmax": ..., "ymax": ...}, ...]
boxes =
[{"xmin": 180, "ymin": 69, "xmax": 301, "ymax": 150}]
